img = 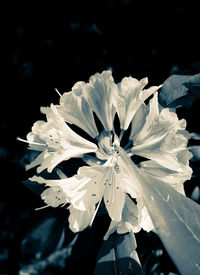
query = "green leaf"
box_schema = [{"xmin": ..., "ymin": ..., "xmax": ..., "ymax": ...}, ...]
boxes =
[{"xmin": 94, "ymin": 232, "xmax": 143, "ymax": 275}]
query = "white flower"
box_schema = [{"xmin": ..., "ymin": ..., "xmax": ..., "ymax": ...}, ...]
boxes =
[
  {"xmin": 57, "ymin": 81, "xmax": 99, "ymax": 138},
  {"xmin": 24, "ymin": 104, "xmax": 97, "ymax": 173},
  {"xmin": 23, "ymin": 70, "xmax": 192, "ymax": 238}
]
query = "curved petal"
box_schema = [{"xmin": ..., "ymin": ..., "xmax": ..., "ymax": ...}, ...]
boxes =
[
  {"xmin": 104, "ymin": 195, "xmax": 140, "ymax": 240},
  {"xmin": 130, "ymin": 93, "xmax": 190, "ymax": 171},
  {"xmin": 139, "ymin": 160, "xmax": 192, "ymax": 195},
  {"xmin": 26, "ymin": 104, "xmax": 97, "ymax": 172},
  {"xmin": 134, "ymin": 92, "xmax": 186, "ymax": 144},
  {"xmin": 41, "ymin": 186, "xmax": 68, "ymax": 207},
  {"xmin": 58, "ymin": 82, "xmax": 99, "ymax": 138},
  {"xmin": 103, "ymin": 167, "xmax": 125, "ymax": 222},
  {"xmin": 83, "ymin": 70, "xmax": 118, "ymax": 131},
  {"xmin": 131, "ymin": 134, "xmax": 183, "ymax": 171},
  {"xmin": 68, "ymin": 205, "xmax": 95, "ymax": 232},
  {"xmin": 129, "ymin": 103, "xmax": 148, "ymax": 142},
  {"xmin": 132, "ymin": 130, "xmax": 192, "ymax": 172},
  {"xmin": 117, "ymin": 76, "xmax": 148, "ymax": 130},
  {"xmin": 137, "ymin": 197, "xmax": 154, "ymax": 232},
  {"xmin": 118, "ymin": 195, "xmax": 140, "ymax": 233},
  {"xmin": 70, "ymin": 165, "xmax": 108, "ymax": 211},
  {"xmin": 116, "ymin": 156, "xmax": 140, "ymax": 198}
]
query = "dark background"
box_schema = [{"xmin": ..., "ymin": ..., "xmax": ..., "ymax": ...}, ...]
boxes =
[{"xmin": 1, "ymin": 0, "xmax": 200, "ymax": 274}]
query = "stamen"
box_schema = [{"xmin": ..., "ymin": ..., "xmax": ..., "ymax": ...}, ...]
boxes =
[
  {"xmin": 61, "ymin": 202, "xmax": 68, "ymax": 207},
  {"xmin": 114, "ymin": 162, "xmax": 120, "ymax": 174},
  {"xmin": 54, "ymin": 88, "xmax": 62, "ymax": 97},
  {"xmin": 17, "ymin": 137, "xmax": 46, "ymax": 147},
  {"xmin": 35, "ymin": 205, "xmax": 50, "ymax": 211}
]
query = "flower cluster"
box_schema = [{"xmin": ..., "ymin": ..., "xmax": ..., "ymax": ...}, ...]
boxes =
[{"xmin": 23, "ymin": 70, "xmax": 192, "ymax": 239}]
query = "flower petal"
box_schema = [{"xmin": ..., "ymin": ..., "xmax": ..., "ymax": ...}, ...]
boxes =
[
  {"xmin": 83, "ymin": 70, "xmax": 118, "ymax": 131},
  {"xmin": 130, "ymin": 93, "xmax": 190, "ymax": 171},
  {"xmin": 57, "ymin": 82, "xmax": 99, "ymax": 138},
  {"xmin": 140, "ymin": 160, "xmax": 192, "ymax": 195},
  {"xmin": 133, "ymin": 92, "xmax": 186, "ymax": 144},
  {"xmin": 103, "ymin": 167, "xmax": 126, "ymax": 222},
  {"xmin": 26, "ymin": 104, "xmax": 97, "ymax": 172},
  {"xmin": 68, "ymin": 205, "xmax": 95, "ymax": 232},
  {"xmin": 132, "ymin": 133, "xmax": 183, "ymax": 171},
  {"xmin": 104, "ymin": 195, "xmax": 140, "ymax": 240},
  {"xmin": 137, "ymin": 197, "xmax": 154, "ymax": 232},
  {"xmin": 117, "ymin": 76, "xmax": 148, "ymax": 130},
  {"xmin": 41, "ymin": 186, "xmax": 68, "ymax": 207},
  {"xmin": 129, "ymin": 103, "xmax": 148, "ymax": 142}
]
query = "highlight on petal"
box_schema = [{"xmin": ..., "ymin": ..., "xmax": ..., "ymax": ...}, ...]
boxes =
[
  {"xmin": 83, "ymin": 70, "xmax": 118, "ymax": 131},
  {"xmin": 68, "ymin": 205, "xmax": 95, "ymax": 232},
  {"xmin": 57, "ymin": 82, "xmax": 99, "ymax": 138},
  {"xmin": 70, "ymin": 165, "xmax": 107, "ymax": 211},
  {"xmin": 137, "ymin": 197, "xmax": 154, "ymax": 232},
  {"xmin": 104, "ymin": 195, "xmax": 140, "ymax": 240}
]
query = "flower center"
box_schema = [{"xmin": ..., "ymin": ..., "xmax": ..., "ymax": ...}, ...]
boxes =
[{"xmin": 96, "ymin": 131, "xmax": 120, "ymax": 160}]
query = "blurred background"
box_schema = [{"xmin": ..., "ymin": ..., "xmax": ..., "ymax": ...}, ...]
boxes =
[{"xmin": 1, "ymin": 0, "xmax": 200, "ymax": 274}]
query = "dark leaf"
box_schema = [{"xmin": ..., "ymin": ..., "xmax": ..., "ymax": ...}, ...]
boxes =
[
  {"xmin": 191, "ymin": 187, "xmax": 200, "ymax": 203},
  {"xmin": 120, "ymin": 147, "xmax": 200, "ymax": 274},
  {"xmin": 167, "ymin": 94, "xmax": 196, "ymax": 108},
  {"xmin": 139, "ymin": 176, "xmax": 200, "ymax": 274},
  {"xmin": 190, "ymin": 133, "xmax": 200, "ymax": 140},
  {"xmin": 19, "ymin": 235, "xmax": 78, "ymax": 275},
  {"xmin": 158, "ymin": 74, "xmax": 200, "ymax": 108},
  {"xmin": 23, "ymin": 179, "xmax": 46, "ymax": 195},
  {"xmin": 95, "ymin": 232, "xmax": 143, "ymax": 275},
  {"xmin": 190, "ymin": 146, "xmax": 200, "ymax": 162},
  {"xmin": 158, "ymin": 74, "xmax": 190, "ymax": 107},
  {"xmin": 23, "ymin": 169, "xmax": 60, "ymax": 195},
  {"xmin": 21, "ymin": 209, "xmax": 67, "ymax": 260},
  {"xmin": 183, "ymin": 73, "xmax": 200, "ymax": 96}
]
